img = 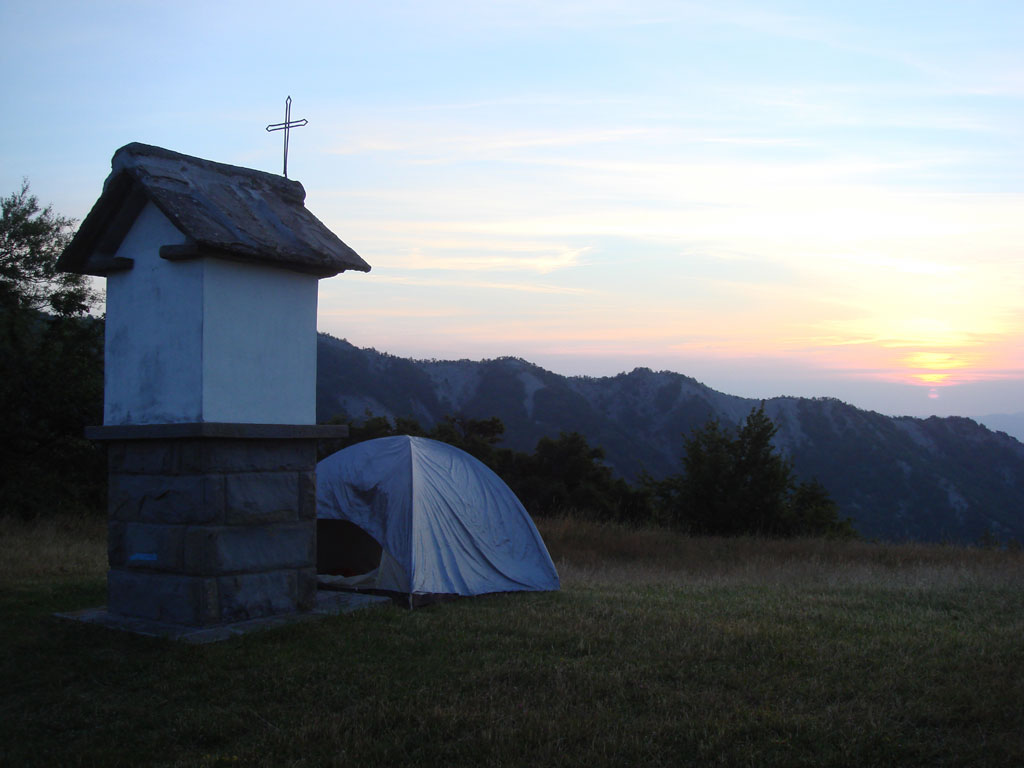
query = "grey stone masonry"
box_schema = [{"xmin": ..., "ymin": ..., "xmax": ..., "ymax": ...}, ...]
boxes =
[{"xmin": 94, "ymin": 424, "xmax": 345, "ymax": 627}]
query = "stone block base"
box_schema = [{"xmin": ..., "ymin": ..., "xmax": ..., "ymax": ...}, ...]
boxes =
[
  {"xmin": 91, "ymin": 423, "xmax": 345, "ymax": 628},
  {"xmin": 106, "ymin": 567, "xmax": 317, "ymax": 625}
]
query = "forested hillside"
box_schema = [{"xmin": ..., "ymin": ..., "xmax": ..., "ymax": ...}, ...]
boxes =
[{"xmin": 317, "ymin": 334, "xmax": 1024, "ymax": 543}]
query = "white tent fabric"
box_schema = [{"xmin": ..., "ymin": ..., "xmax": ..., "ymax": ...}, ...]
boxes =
[{"xmin": 316, "ymin": 436, "xmax": 560, "ymax": 596}]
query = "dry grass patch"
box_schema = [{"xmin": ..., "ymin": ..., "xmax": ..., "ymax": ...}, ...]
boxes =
[
  {"xmin": 536, "ymin": 515, "xmax": 1024, "ymax": 589},
  {"xmin": 0, "ymin": 513, "xmax": 106, "ymax": 584}
]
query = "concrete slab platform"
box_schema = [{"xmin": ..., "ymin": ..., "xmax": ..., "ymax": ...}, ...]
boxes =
[{"xmin": 55, "ymin": 589, "xmax": 391, "ymax": 644}]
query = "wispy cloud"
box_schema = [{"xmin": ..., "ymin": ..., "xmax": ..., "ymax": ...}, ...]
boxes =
[
  {"xmin": 382, "ymin": 245, "xmax": 590, "ymax": 274},
  {"xmin": 365, "ymin": 274, "xmax": 594, "ymax": 295},
  {"xmin": 328, "ymin": 126, "xmax": 650, "ymax": 160},
  {"xmin": 319, "ymin": 305, "xmax": 469, "ymax": 320}
]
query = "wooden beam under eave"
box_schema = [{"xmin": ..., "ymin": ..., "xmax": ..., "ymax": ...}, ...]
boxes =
[{"xmin": 84, "ymin": 255, "xmax": 134, "ymax": 275}]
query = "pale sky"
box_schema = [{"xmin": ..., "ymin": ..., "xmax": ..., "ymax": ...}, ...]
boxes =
[{"xmin": 3, "ymin": 1, "xmax": 1022, "ymax": 418}]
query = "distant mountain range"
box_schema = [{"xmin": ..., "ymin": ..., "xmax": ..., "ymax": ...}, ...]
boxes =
[{"xmin": 316, "ymin": 335, "xmax": 1024, "ymax": 544}]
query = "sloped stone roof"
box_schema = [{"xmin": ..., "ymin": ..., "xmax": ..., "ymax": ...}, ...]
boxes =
[{"xmin": 59, "ymin": 143, "xmax": 371, "ymax": 278}]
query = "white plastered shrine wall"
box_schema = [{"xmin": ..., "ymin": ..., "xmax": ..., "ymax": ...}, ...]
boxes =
[{"xmin": 103, "ymin": 202, "xmax": 318, "ymax": 426}]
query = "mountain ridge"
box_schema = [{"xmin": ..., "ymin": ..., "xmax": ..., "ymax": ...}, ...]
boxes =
[
  {"xmin": 316, "ymin": 334, "xmax": 1024, "ymax": 543},
  {"xmin": 978, "ymin": 412, "xmax": 1024, "ymax": 443}
]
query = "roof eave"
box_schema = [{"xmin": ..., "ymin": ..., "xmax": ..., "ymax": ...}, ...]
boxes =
[
  {"xmin": 57, "ymin": 171, "xmax": 144, "ymax": 276},
  {"xmin": 160, "ymin": 241, "xmax": 371, "ymax": 278},
  {"xmin": 58, "ymin": 143, "xmax": 373, "ymax": 279}
]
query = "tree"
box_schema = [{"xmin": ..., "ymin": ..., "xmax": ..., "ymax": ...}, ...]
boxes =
[
  {"xmin": 318, "ymin": 410, "xmax": 428, "ymax": 459},
  {"xmin": 785, "ymin": 478, "xmax": 855, "ymax": 538},
  {"xmin": 1, "ymin": 180, "xmax": 97, "ymax": 316},
  {"xmin": 510, "ymin": 431, "xmax": 653, "ymax": 523},
  {"xmin": 0, "ymin": 181, "xmax": 104, "ymax": 518},
  {"xmin": 655, "ymin": 405, "xmax": 854, "ymax": 537},
  {"xmin": 429, "ymin": 415, "xmax": 506, "ymax": 466}
]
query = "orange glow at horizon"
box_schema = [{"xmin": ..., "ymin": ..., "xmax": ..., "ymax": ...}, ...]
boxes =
[
  {"xmin": 914, "ymin": 372, "xmax": 952, "ymax": 385},
  {"xmin": 903, "ymin": 352, "xmax": 969, "ymax": 370},
  {"xmin": 901, "ymin": 351, "xmax": 969, "ymax": 387}
]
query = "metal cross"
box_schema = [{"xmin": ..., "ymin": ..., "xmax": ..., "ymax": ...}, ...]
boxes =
[{"xmin": 265, "ymin": 96, "xmax": 308, "ymax": 178}]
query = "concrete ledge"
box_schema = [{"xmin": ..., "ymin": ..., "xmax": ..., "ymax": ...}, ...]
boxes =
[
  {"xmin": 56, "ymin": 591, "xmax": 391, "ymax": 644},
  {"xmin": 107, "ymin": 439, "xmax": 317, "ymax": 475},
  {"xmin": 86, "ymin": 423, "xmax": 349, "ymax": 441}
]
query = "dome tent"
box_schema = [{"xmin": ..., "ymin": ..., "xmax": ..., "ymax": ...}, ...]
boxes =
[{"xmin": 316, "ymin": 436, "xmax": 559, "ymax": 600}]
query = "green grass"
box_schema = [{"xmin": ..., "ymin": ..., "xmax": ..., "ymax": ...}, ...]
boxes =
[{"xmin": 2, "ymin": 515, "xmax": 1023, "ymax": 766}]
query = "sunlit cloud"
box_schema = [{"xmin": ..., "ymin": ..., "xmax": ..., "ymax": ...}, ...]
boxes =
[
  {"xmin": 380, "ymin": 245, "xmax": 591, "ymax": 274},
  {"xmin": 917, "ymin": 373, "xmax": 952, "ymax": 385},
  {"xmin": 319, "ymin": 305, "xmax": 468, "ymax": 320},
  {"xmin": 363, "ymin": 274, "xmax": 594, "ymax": 296}
]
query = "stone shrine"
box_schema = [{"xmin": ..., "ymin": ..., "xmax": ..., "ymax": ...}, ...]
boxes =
[{"xmin": 58, "ymin": 143, "xmax": 370, "ymax": 632}]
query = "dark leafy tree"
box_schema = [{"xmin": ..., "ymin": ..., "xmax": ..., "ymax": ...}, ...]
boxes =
[
  {"xmin": 429, "ymin": 415, "xmax": 506, "ymax": 466},
  {"xmin": 0, "ymin": 181, "xmax": 105, "ymax": 518},
  {"xmin": 1, "ymin": 180, "xmax": 98, "ymax": 316},
  {"xmin": 318, "ymin": 410, "xmax": 427, "ymax": 459},
  {"xmin": 510, "ymin": 432, "xmax": 652, "ymax": 523},
  {"xmin": 785, "ymin": 478, "xmax": 855, "ymax": 538},
  {"xmin": 320, "ymin": 411, "xmax": 507, "ymax": 465},
  {"xmin": 655, "ymin": 405, "xmax": 855, "ymax": 537}
]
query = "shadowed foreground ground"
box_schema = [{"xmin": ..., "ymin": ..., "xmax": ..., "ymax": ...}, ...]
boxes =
[{"xmin": 1, "ymin": 515, "xmax": 1022, "ymax": 767}]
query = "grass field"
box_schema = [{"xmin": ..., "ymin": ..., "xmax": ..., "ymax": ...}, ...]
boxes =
[{"xmin": 2, "ymin": 514, "xmax": 1023, "ymax": 767}]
